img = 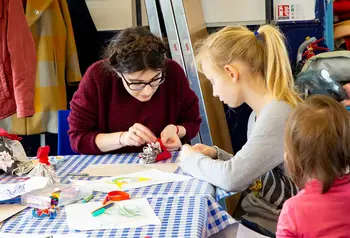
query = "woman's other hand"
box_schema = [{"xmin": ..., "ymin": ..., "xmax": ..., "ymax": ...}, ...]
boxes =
[{"xmin": 161, "ymin": 124, "xmax": 182, "ymax": 151}]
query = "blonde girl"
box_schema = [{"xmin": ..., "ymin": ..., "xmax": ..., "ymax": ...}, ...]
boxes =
[{"xmin": 179, "ymin": 25, "xmax": 301, "ymax": 236}]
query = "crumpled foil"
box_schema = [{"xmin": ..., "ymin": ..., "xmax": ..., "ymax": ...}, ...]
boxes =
[
  {"xmin": 28, "ymin": 163, "xmax": 60, "ymax": 184},
  {"xmin": 139, "ymin": 141, "xmax": 162, "ymax": 164}
]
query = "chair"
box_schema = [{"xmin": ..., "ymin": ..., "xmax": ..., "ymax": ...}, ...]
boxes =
[{"xmin": 57, "ymin": 110, "xmax": 77, "ymax": 155}]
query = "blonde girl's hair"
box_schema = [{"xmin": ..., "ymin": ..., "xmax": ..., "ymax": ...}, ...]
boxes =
[{"xmin": 195, "ymin": 25, "xmax": 302, "ymax": 107}]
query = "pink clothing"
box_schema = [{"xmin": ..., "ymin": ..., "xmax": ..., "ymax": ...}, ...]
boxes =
[
  {"xmin": 277, "ymin": 175, "xmax": 350, "ymax": 238},
  {"xmin": 0, "ymin": 0, "xmax": 36, "ymax": 119}
]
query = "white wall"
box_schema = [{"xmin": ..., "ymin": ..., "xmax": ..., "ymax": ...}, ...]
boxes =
[
  {"xmin": 85, "ymin": 0, "xmax": 315, "ymax": 31},
  {"xmin": 202, "ymin": 0, "xmax": 266, "ymax": 26},
  {"xmin": 86, "ymin": 0, "xmax": 134, "ymax": 31}
]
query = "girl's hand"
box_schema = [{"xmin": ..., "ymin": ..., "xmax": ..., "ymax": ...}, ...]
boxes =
[
  {"xmin": 121, "ymin": 123, "xmax": 157, "ymax": 147},
  {"xmin": 192, "ymin": 143, "xmax": 218, "ymax": 158},
  {"xmin": 341, "ymin": 84, "xmax": 350, "ymax": 107},
  {"xmin": 161, "ymin": 124, "xmax": 182, "ymax": 151},
  {"xmin": 179, "ymin": 144, "xmax": 196, "ymax": 162}
]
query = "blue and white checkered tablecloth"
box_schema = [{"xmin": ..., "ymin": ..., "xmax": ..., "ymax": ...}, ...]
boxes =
[
  {"xmin": 215, "ymin": 188, "xmax": 236, "ymax": 201},
  {"xmin": 55, "ymin": 153, "xmax": 215, "ymax": 198},
  {"xmin": 1, "ymin": 195, "xmax": 230, "ymax": 238},
  {"xmin": 0, "ymin": 153, "xmax": 237, "ymax": 237}
]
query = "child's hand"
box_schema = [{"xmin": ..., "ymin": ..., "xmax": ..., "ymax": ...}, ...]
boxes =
[
  {"xmin": 179, "ymin": 144, "xmax": 195, "ymax": 162},
  {"xmin": 341, "ymin": 84, "xmax": 350, "ymax": 106},
  {"xmin": 192, "ymin": 144, "xmax": 217, "ymax": 158}
]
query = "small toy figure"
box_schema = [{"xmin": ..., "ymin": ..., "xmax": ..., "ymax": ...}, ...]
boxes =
[
  {"xmin": 32, "ymin": 192, "xmax": 60, "ymax": 219},
  {"xmin": 138, "ymin": 139, "xmax": 171, "ymax": 164},
  {"xmin": 302, "ymin": 37, "xmax": 329, "ymax": 61}
]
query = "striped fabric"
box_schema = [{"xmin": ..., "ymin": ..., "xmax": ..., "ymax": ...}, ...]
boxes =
[
  {"xmin": 0, "ymin": 0, "xmax": 81, "ymax": 135},
  {"xmin": 0, "ymin": 153, "xmax": 237, "ymax": 237}
]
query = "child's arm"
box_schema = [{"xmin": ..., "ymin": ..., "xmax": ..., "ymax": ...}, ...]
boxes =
[
  {"xmin": 179, "ymin": 102, "xmax": 290, "ymax": 192},
  {"xmin": 276, "ymin": 201, "xmax": 298, "ymax": 238}
]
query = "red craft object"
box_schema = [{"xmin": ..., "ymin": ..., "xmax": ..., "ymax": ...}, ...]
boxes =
[
  {"xmin": 302, "ymin": 38, "xmax": 329, "ymax": 60},
  {"xmin": 0, "ymin": 128, "xmax": 22, "ymax": 141},
  {"xmin": 155, "ymin": 139, "xmax": 172, "ymax": 162},
  {"xmin": 37, "ymin": 146, "xmax": 50, "ymax": 166}
]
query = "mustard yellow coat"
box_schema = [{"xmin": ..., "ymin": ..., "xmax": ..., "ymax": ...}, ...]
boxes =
[{"xmin": 0, "ymin": 0, "xmax": 81, "ymax": 135}]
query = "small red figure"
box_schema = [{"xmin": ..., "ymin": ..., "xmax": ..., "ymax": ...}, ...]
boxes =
[
  {"xmin": 155, "ymin": 139, "xmax": 172, "ymax": 162},
  {"xmin": 37, "ymin": 146, "xmax": 50, "ymax": 166},
  {"xmin": 302, "ymin": 37, "xmax": 329, "ymax": 61}
]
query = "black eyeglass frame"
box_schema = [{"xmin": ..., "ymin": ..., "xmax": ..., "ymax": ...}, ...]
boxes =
[{"xmin": 120, "ymin": 70, "xmax": 166, "ymax": 91}]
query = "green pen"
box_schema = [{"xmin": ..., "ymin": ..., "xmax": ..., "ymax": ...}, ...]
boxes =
[
  {"xmin": 91, "ymin": 202, "xmax": 115, "ymax": 217},
  {"xmin": 67, "ymin": 173, "xmax": 89, "ymax": 176},
  {"xmin": 82, "ymin": 194, "xmax": 94, "ymax": 203}
]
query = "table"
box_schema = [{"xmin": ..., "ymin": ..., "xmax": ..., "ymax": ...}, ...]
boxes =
[{"xmin": 0, "ymin": 153, "xmax": 237, "ymax": 237}]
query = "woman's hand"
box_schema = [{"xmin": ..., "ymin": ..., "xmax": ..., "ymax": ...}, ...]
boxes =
[
  {"xmin": 121, "ymin": 123, "xmax": 157, "ymax": 147},
  {"xmin": 342, "ymin": 84, "xmax": 350, "ymax": 107},
  {"xmin": 161, "ymin": 124, "xmax": 182, "ymax": 151},
  {"xmin": 192, "ymin": 143, "xmax": 217, "ymax": 158}
]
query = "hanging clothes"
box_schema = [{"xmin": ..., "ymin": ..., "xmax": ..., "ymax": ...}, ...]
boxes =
[
  {"xmin": 0, "ymin": 0, "xmax": 36, "ymax": 120},
  {"xmin": 334, "ymin": 0, "xmax": 350, "ymax": 50},
  {"xmin": 0, "ymin": 0, "xmax": 82, "ymax": 135}
]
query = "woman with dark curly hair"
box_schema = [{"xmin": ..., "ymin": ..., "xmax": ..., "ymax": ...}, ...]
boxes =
[{"xmin": 68, "ymin": 27, "xmax": 201, "ymax": 154}]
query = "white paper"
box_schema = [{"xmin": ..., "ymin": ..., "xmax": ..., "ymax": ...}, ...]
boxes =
[
  {"xmin": 236, "ymin": 224, "xmax": 269, "ymax": 238},
  {"xmin": 71, "ymin": 169, "xmax": 191, "ymax": 192},
  {"xmin": 0, "ymin": 234, "xmax": 87, "ymax": 238},
  {"xmin": 65, "ymin": 198, "xmax": 161, "ymax": 230},
  {"xmin": 0, "ymin": 177, "xmax": 49, "ymax": 201}
]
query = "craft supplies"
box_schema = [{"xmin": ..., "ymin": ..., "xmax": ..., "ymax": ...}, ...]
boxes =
[
  {"xmin": 28, "ymin": 146, "xmax": 60, "ymax": 184},
  {"xmin": 48, "ymin": 156, "xmax": 67, "ymax": 169},
  {"xmin": 67, "ymin": 173, "xmax": 89, "ymax": 177},
  {"xmin": 66, "ymin": 198, "xmax": 161, "ymax": 230},
  {"xmin": 32, "ymin": 191, "xmax": 60, "ymax": 219},
  {"xmin": 102, "ymin": 191, "xmax": 130, "ymax": 205},
  {"xmin": 0, "ymin": 128, "xmax": 34, "ymax": 176},
  {"xmin": 138, "ymin": 139, "xmax": 171, "ymax": 164},
  {"xmin": 22, "ymin": 184, "xmax": 92, "ymax": 209},
  {"xmin": 82, "ymin": 194, "xmax": 94, "ymax": 203},
  {"xmin": 91, "ymin": 202, "xmax": 115, "ymax": 217}
]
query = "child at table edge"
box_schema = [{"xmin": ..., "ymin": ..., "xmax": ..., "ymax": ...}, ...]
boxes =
[
  {"xmin": 179, "ymin": 24, "xmax": 301, "ymax": 236},
  {"xmin": 276, "ymin": 95, "xmax": 350, "ymax": 238}
]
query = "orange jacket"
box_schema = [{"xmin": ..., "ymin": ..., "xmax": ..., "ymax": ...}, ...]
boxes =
[{"xmin": 0, "ymin": 0, "xmax": 36, "ymax": 119}]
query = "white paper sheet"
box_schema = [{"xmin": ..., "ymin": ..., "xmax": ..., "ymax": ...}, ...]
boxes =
[
  {"xmin": 71, "ymin": 169, "xmax": 191, "ymax": 192},
  {"xmin": 81, "ymin": 163, "xmax": 180, "ymax": 176},
  {"xmin": 65, "ymin": 198, "xmax": 161, "ymax": 230},
  {"xmin": 236, "ymin": 224, "xmax": 269, "ymax": 238},
  {"xmin": 0, "ymin": 177, "xmax": 49, "ymax": 201},
  {"xmin": 0, "ymin": 234, "xmax": 87, "ymax": 238}
]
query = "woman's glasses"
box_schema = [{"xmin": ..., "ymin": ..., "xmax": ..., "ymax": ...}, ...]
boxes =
[{"xmin": 120, "ymin": 71, "xmax": 166, "ymax": 91}]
